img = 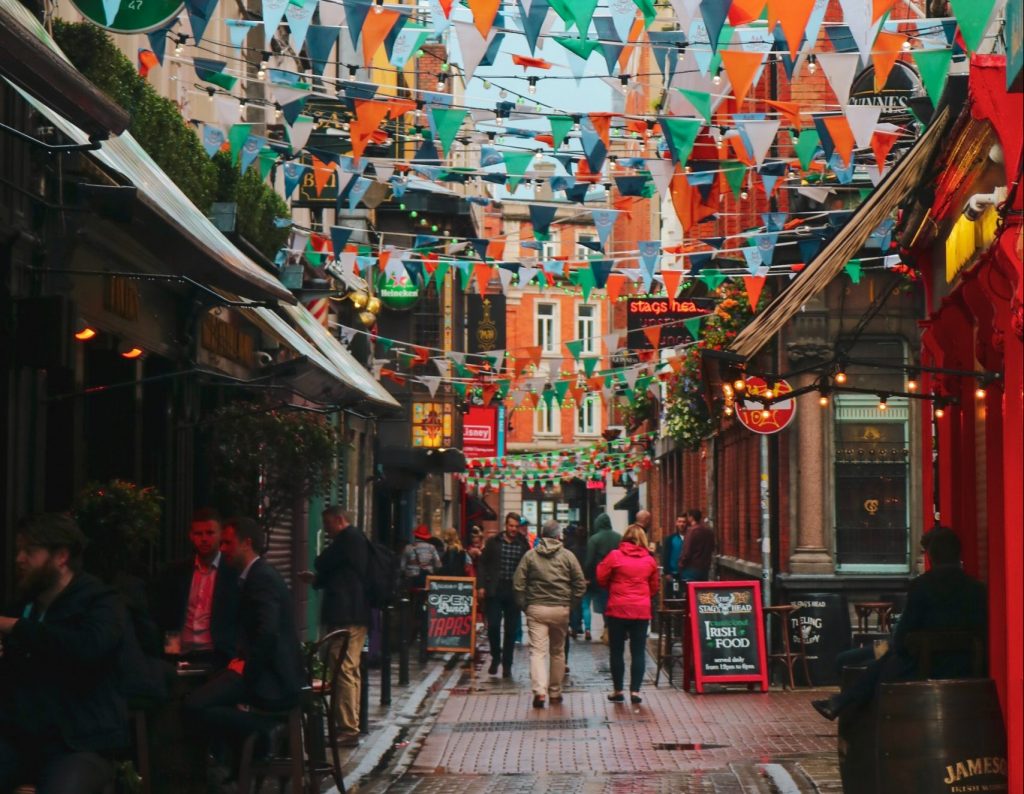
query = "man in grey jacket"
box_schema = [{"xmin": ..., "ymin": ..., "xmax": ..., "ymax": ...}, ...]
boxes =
[{"xmin": 513, "ymin": 520, "xmax": 586, "ymax": 709}]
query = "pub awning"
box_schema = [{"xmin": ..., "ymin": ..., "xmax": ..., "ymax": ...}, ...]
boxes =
[
  {"xmin": 0, "ymin": 0, "xmax": 128, "ymax": 138},
  {"xmin": 279, "ymin": 303, "xmax": 400, "ymax": 409},
  {"xmin": 11, "ymin": 82, "xmax": 296, "ymax": 305},
  {"xmin": 727, "ymin": 107, "xmax": 952, "ymax": 361}
]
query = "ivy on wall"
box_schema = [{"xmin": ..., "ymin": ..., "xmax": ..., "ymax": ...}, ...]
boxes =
[{"xmin": 52, "ymin": 21, "xmax": 290, "ymax": 260}]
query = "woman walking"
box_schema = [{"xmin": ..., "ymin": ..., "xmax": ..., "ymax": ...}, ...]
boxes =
[
  {"xmin": 597, "ymin": 524, "xmax": 659, "ymax": 704},
  {"xmin": 440, "ymin": 527, "xmax": 471, "ymax": 577}
]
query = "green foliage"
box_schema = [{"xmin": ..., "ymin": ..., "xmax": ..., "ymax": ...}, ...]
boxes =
[
  {"xmin": 52, "ymin": 21, "xmax": 290, "ymax": 259},
  {"xmin": 74, "ymin": 480, "xmax": 162, "ymax": 580},
  {"xmin": 207, "ymin": 402, "xmax": 338, "ymax": 529}
]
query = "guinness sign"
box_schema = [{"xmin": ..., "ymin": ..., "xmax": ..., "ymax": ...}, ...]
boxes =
[{"xmin": 849, "ymin": 61, "xmax": 925, "ymax": 121}]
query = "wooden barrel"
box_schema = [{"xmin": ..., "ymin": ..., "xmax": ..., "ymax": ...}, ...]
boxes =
[
  {"xmin": 874, "ymin": 679, "xmax": 1007, "ymax": 794},
  {"xmin": 838, "ymin": 666, "xmax": 876, "ymax": 793}
]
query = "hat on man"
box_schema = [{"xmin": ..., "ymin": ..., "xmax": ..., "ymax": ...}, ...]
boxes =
[{"xmin": 414, "ymin": 524, "xmax": 432, "ymax": 541}]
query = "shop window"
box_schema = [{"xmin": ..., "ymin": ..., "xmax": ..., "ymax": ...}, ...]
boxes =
[
  {"xmin": 833, "ymin": 394, "xmax": 910, "ymax": 570},
  {"xmin": 536, "ymin": 303, "xmax": 558, "ymax": 353}
]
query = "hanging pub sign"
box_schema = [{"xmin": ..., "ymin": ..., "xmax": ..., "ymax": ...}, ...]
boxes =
[
  {"xmin": 376, "ymin": 272, "xmax": 420, "ymax": 310},
  {"xmin": 688, "ymin": 580, "xmax": 768, "ymax": 693},
  {"xmin": 425, "ymin": 576, "xmax": 477, "ymax": 654},
  {"xmin": 69, "ymin": 0, "xmax": 183, "ymax": 33},
  {"xmin": 736, "ymin": 375, "xmax": 796, "ymax": 435},
  {"xmin": 626, "ymin": 296, "xmax": 714, "ymax": 350},
  {"xmin": 849, "ymin": 62, "xmax": 925, "ymax": 122},
  {"xmin": 466, "ymin": 294, "xmax": 506, "ymax": 353}
]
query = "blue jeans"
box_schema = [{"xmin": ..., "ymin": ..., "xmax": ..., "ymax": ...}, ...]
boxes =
[{"xmin": 571, "ymin": 595, "xmax": 593, "ymax": 633}]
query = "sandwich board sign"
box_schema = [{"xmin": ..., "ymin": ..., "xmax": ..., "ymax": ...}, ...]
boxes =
[
  {"xmin": 688, "ymin": 580, "xmax": 768, "ymax": 693},
  {"xmin": 425, "ymin": 576, "xmax": 477, "ymax": 654}
]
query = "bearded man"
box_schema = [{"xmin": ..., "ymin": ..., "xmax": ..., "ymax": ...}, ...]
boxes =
[{"xmin": 0, "ymin": 513, "xmax": 127, "ymax": 794}]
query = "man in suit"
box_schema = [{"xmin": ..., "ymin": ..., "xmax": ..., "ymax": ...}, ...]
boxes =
[
  {"xmin": 298, "ymin": 506, "xmax": 368, "ymax": 746},
  {"xmin": 185, "ymin": 517, "xmax": 304, "ymax": 744},
  {"xmin": 154, "ymin": 507, "xmax": 239, "ymax": 667},
  {"xmin": 813, "ymin": 526, "xmax": 986, "ymax": 720}
]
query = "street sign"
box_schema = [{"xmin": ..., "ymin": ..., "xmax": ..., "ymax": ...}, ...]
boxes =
[
  {"xmin": 688, "ymin": 580, "xmax": 769, "ymax": 693},
  {"xmin": 425, "ymin": 576, "xmax": 477, "ymax": 654},
  {"xmin": 69, "ymin": 0, "xmax": 184, "ymax": 33},
  {"xmin": 736, "ymin": 376, "xmax": 796, "ymax": 435}
]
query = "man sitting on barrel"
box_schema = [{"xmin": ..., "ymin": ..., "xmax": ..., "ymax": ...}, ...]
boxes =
[{"xmin": 812, "ymin": 526, "xmax": 986, "ymax": 720}]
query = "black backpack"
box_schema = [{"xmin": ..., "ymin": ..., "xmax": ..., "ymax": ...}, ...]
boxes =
[{"xmin": 363, "ymin": 536, "xmax": 399, "ymax": 608}]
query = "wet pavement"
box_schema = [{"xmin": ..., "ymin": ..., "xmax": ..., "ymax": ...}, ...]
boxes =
[{"xmin": 356, "ymin": 613, "xmax": 844, "ymax": 793}]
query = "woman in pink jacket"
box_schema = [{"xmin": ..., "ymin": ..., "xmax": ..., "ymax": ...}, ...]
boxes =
[{"xmin": 596, "ymin": 524, "xmax": 660, "ymax": 704}]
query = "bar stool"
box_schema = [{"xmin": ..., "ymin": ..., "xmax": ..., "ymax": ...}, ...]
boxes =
[
  {"xmin": 764, "ymin": 604, "xmax": 812, "ymax": 689},
  {"xmin": 852, "ymin": 601, "xmax": 894, "ymax": 634},
  {"xmin": 654, "ymin": 597, "xmax": 689, "ymax": 688},
  {"xmin": 236, "ymin": 705, "xmax": 305, "ymax": 794}
]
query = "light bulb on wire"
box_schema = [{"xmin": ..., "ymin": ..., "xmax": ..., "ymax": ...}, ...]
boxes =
[{"xmin": 527, "ymin": 76, "xmax": 538, "ymax": 95}]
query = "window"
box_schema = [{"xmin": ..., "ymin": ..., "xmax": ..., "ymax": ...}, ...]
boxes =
[
  {"xmin": 535, "ymin": 395, "xmax": 560, "ymax": 436},
  {"xmin": 577, "ymin": 234, "xmax": 597, "ymax": 261},
  {"xmin": 576, "ymin": 394, "xmax": 600, "ymax": 436},
  {"xmin": 576, "ymin": 304, "xmax": 598, "ymax": 355},
  {"xmin": 539, "ymin": 241, "xmax": 559, "ymax": 261},
  {"xmin": 833, "ymin": 394, "xmax": 910, "ymax": 571},
  {"xmin": 536, "ymin": 303, "xmax": 557, "ymax": 353}
]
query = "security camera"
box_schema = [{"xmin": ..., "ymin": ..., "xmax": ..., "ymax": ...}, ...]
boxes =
[{"xmin": 256, "ymin": 351, "xmax": 274, "ymax": 367}]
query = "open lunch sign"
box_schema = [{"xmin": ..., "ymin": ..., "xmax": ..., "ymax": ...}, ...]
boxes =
[{"xmin": 736, "ymin": 375, "xmax": 796, "ymax": 435}]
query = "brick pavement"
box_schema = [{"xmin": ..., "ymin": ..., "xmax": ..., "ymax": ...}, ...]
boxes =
[{"xmin": 368, "ymin": 615, "xmax": 843, "ymax": 793}]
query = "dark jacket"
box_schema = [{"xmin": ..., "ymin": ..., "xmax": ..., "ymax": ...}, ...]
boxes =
[
  {"xmin": 313, "ymin": 525, "xmax": 369, "ymax": 628},
  {"xmin": 661, "ymin": 532, "xmax": 684, "ymax": 577},
  {"xmin": 678, "ymin": 521, "xmax": 715, "ymax": 580},
  {"xmin": 478, "ymin": 532, "xmax": 530, "ymax": 596},
  {"xmin": 153, "ymin": 553, "xmax": 239, "ymax": 663},
  {"xmin": 238, "ymin": 558, "xmax": 305, "ymax": 709},
  {"xmin": 892, "ymin": 564, "xmax": 987, "ymax": 679},
  {"xmin": 584, "ymin": 513, "xmax": 620, "ymax": 589},
  {"xmin": 0, "ymin": 573, "xmax": 128, "ymax": 751}
]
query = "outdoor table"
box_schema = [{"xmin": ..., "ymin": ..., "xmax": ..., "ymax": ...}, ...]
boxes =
[
  {"xmin": 149, "ymin": 659, "xmax": 214, "ymax": 794},
  {"xmin": 851, "ymin": 601, "xmax": 894, "ymax": 634}
]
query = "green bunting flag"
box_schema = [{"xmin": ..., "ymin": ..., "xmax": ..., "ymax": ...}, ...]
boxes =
[
  {"xmin": 565, "ymin": 339, "xmax": 585, "ymax": 360},
  {"xmin": 633, "ymin": 0, "xmax": 657, "ymax": 27},
  {"xmin": 258, "ymin": 149, "xmax": 277, "ymax": 182},
  {"xmin": 452, "ymin": 382, "xmax": 467, "ymax": 400},
  {"xmin": 554, "ymin": 36, "xmax": 602, "ymax": 60},
  {"xmin": 912, "ymin": 48, "xmax": 954, "ymax": 107},
  {"xmin": 574, "ymin": 265, "xmax": 596, "ymax": 301},
  {"xmin": 697, "ymin": 268, "xmax": 727, "ymax": 291},
  {"xmin": 376, "ymin": 337, "xmax": 394, "ymax": 354},
  {"xmin": 949, "ymin": 0, "xmax": 997, "ymax": 53},
  {"xmin": 548, "ymin": 115, "xmax": 575, "ymax": 151},
  {"xmin": 683, "ymin": 314, "xmax": 707, "ymax": 340},
  {"xmin": 431, "ymin": 108, "xmax": 468, "ymax": 157},
  {"xmin": 677, "ymin": 89, "xmax": 713, "ymax": 123},
  {"xmin": 548, "ymin": 0, "xmax": 575, "ymax": 25},
  {"xmin": 569, "ymin": 0, "xmax": 599, "ymax": 36},
  {"xmin": 228, "ymin": 124, "xmax": 252, "ymax": 166},
  {"xmin": 582, "ymin": 356, "xmax": 601, "ymax": 376},
  {"xmin": 722, "ymin": 160, "xmax": 747, "ymax": 199},
  {"xmin": 794, "ymin": 129, "xmax": 821, "ymax": 171},
  {"xmin": 553, "ymin": 380, "xmax": 570, "ymax": 405},
  {"xmin": 844, "ymin": 260, "xmax": 862, "ymax": 284},
  {"xmin": 660, "ymin": 117, "xmax": 702, "ymax": 166},
  {"xmin": 503, "ymin": 151, "xmax": 535, "ymax": 190},
  {"xmin": 433, "ymin": 260, "xmax": 450, "ymax": 292}
]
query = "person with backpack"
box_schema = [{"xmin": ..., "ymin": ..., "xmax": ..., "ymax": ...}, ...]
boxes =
[
  {"xmin": 298, "ymin": 506, "xmax": 370, "ymax": 747},
  {"xmin": 440, "ymin": 528, "xmax": 472, "ymax": 577}
]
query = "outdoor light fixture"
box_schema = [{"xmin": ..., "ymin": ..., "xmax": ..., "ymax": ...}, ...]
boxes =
[
  {"xmin": 935, "ymin": 405, "xmax": 946, "ymax": 419},
  {"xmin": 528, "ymin": 76, "xmax": 538, "ymax": 94},
  {"xmin": 73, "ymin": 320, "xmax": 97, "ymax": 341},
  {"xmin": 906, "ymin": 371, "xmax": 919, "ymax": 392},
  {"xmin": 975, "ymin": 387, "xmax": 987, "ymax": 399},
  {"xmin": 834, "ymin": 369, "xmax": 847, "ymax": 385},
  {"xmin": 808, "ymin": 54, "xmax": 817, "ymax": 74},
  {"xmin": 119, "ymin": 344, "xmax": 144, "ymax": 359},
  {"xmin": 818, "ymin": 394, "xmax": 830, "ymax": 407},
  {"xmin": 733, "ymin": 378, "xmax": 746, "ymax": 392},
  {"xmin": 713, "ymin": 68, "xmax": 722, "ymax": 85},
  {"xmin": 760, "ymin": 408, "xmax": 771, "ymax": 420},
  {"xmin": 763, "ymin": 388, "xmax": 774, "ymax": 400},
  {"xmin": 878, "ymin": 394, "xmax": 889, "ymax": 411},
  {"xmin": 723, "ymin": 405, "xmax": 733, "ymax": 416}
]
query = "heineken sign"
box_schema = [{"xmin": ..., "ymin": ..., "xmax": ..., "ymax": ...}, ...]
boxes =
[
  {"xmin": 376, "ymin": 273, "xmax": 420, "ymax": 310},
  {"xmin": 70, "ymin": 0, "xmax": 184, "ymax": 33}
]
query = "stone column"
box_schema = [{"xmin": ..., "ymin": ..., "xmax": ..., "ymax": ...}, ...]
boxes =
[{"xmin": 787, "ymin": 341, "xmax": 834, "ymax": 574}]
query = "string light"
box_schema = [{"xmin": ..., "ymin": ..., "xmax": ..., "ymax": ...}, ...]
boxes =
[
  {"xmin": 975, "ymin": 386, "xmax": 987, "ymax": 399},
  {"xmin": 733, "ymin": 379, "xmax": 746, "ymax": 392},
  {"xmin": 527, "ymin": 76, "xmax": 538, "ymax": 95},
  {"xmin": 935, "ymin": 405, "xmax": 945, "ymax": 419},
  {"xmin": 712, "ymin": 68, "xmax": 722, "ymax": 86},
  {"xmin": 818, "ymin": 394, "xmax": 830, "ymax": 407},
  {"xmin": 174, "ymin": 34, "xmax": 187, "ymax": 56},
  {"xmin": 834, "ymin": 368, "xmax": 847, "ymax": 385},
  {"xmin": 906, "ymin": 372, "xmax": 919, "ymax": 392},
  {"xmin": 374, "ymin": 0, "xmax": 384, "ymax": 12},
  {"xmin": 877, "ymin": 394, "xmax": 889, "ymax": 411},
  {"xmin": 808, "ymin": 54, "xmax": 817, "ymax": 74}
]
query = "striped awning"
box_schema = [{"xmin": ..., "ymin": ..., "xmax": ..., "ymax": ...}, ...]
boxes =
[{"xmin": 728, "ymin": 107, "xmax": 951, "ymax": 361}]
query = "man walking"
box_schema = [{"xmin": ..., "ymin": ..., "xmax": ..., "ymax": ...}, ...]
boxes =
[
  {"xmin": 0, "ymin": 514, "xmax": 127, "ymax": 794},
  {"xmin": 300, "ymin": 507, "xmax": 369, "ymax": 747},
  {"xmin": 513, "ymin": 520, "xmax": 585, "ymax": 708},
  {"xmin": 479, "ymin": 512, "xmax": 530, "ymax": 677},
  {"xmin": 678, "ymin": 509, "xmax": 715, "ymax": 583},
  {"xmin": 584, "ymin": 512, "xmax": 621, "ymax": 642}
]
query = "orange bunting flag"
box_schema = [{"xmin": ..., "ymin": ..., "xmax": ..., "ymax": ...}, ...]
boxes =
[
  {"xmin": 413, "ymin": 346, "xmax": 431, "ymax": 366},
  {"xmin": 872, "ymin": 32, "xmax": 905, "ymax": 91},
  {"xmin": 350, "ymin": 99, "xmax": 392, "ymax": 162},
  {"xmin": 361, "ymin": 9, "xmax": 400, "ymax": 66},
  {"xmin": 468, "ymin": 0, "xmax": 500, "ymax": 37},
  {"xmin": 138, "ymin": 49, "xmax": 159, "ymax": 77},
  {"xmin": 605, "ymin": 273, "xmax": 629, "ymax": 302},
  {"xmin": 512, "ymin": 54, "xmax": 553, "ymax": 69},
  {"xmin": 387, "ymin": 98, "xmax": 418, "ymax": 119},
  {"xmin": 586, "ymin": 376, "xmax": 605, "ymax": 392},
  {"xmin": 381, "ymin": 369, "xmax": 407, "ymax": 386},
  {"xmin": 721, "ymin": 50, "xmax": 765, "ymax": 107},
  {"xmin": 768, "ymin": 0, "xmax": 816, "ymax": 58},
  {"xmin": 822, "ymin": 115, "xmax": 856, "ymax": 166},
  {"xmin": 311, "ymin": 156, "xmax": 336, "ymax": 196},
  {"xmin": 728, "ymin": 0, "xmax": 766, "ymax": 25},
  {"xmin": 377, "ymin": 250, "xmax": 391, "ymax": 272},
  {"xmin": 765, "ymin": 99, "xmax": 803, "ymax": 130},
  {"xmin": 643, "ymin": 325, "xmax": 662, "ymax": 349},
  {"xmin": 437, "ymin": 0, "xmax": 454, "ymax": 14},
  {"xmin": 588, "ymin": 113, "xmax": 614, "ymax": 149},
  {"xmin": 523, "ymin": 345, "xmax": 543, "ymax": 369},
  {"xmin": 473, "ymin": 263, "xmax": 492, "ymax": 295},
  {"xmin": 872, "ymin": 0, "xmax": 897, "ymax": 23},
  {"xmin": 486, "ymin": 240, "xmax": 505, "ymax": 260},
  {"xmin": 742, "ymin": 276, "xmax": 766, "ymax": 313},
  {"xmin": 661, "ymin": 269, "xmax": 684, "ymax": 300},
  {"xmin": 618, "ymin": 17, "xmax": 645, "ymax": 71},
  {"xmin": 871, "ymin": 129, "xmax": 901, "ymax": 172},
  {"xmin": 669, "ymin": 169, "xmax": 717, "ymax": 233}
]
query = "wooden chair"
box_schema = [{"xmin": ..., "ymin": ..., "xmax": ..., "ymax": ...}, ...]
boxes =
[
  {"xmin": 305, "ymin": 628, "xmax": 352, "ymax": 793},
  {"xmin": 763, "ymin": 604, "xmax": 812, "ymax": 688},
  {"xmin": 654, "ymin": 597, "xmax": 691, "ymax": 689},
  {"xmin": 235, "ymin": 705, "xmax": 305, "ymax": 794}
]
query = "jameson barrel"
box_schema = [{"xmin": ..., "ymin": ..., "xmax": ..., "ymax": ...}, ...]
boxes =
[{"xmin": 840, "ymin": 676, "xmax": 1008, "ymax": 793}]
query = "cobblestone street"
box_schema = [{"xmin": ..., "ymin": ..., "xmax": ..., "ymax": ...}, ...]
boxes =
[{"xmin": 363, "ymin": 617, "xmax": 843, "ymax": 793}]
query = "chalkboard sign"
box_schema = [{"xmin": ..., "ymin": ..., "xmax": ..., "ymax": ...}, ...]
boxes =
[
  {"xmin": 688, "ymin": 580, "xmax": 768, "ymax": 692},
  {"xmin": 425, "ymin": 576, "xmax": 477, "ymax": 654},
  {"xmin": 786, "ymin": 592, "xmax": 850, "ymax": 686}
]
